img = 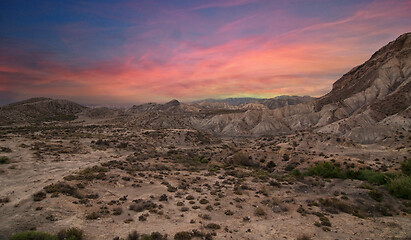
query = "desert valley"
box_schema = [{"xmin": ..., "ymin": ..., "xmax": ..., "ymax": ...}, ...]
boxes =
[{"xmin": 0, "ymin": 32, "xmax": 410, "ymax": 240}]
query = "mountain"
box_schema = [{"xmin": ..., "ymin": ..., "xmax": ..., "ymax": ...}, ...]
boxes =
[
  {"xmin": 195, "ymin": 95, "xmax": 315, "ymax": 109},
  {"xmin": 130, "ymin": 99, "xmax": 202, "ymax": 114},
  {"xmin": 314, "ymin": 32, "xmax": 411, "ymax": 141},
  {"xmin": 194, "ymin": 97, "xmax": 261, "ymax": 106},
  {"xmin": 260, "ymin": 95, "xmax": 315, "ymax": 109},
  {"xmin": 193, "ymin": 32, "xmax": 411, "ymax": 141},
  {"xmin": 0, "ymin": 97, "xmax": 86, "ymax": 125}
]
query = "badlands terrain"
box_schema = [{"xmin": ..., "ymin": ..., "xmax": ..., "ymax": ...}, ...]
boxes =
[{"xmin": 0, "ymin": 33, "xmax": 410, "ymax": 240}]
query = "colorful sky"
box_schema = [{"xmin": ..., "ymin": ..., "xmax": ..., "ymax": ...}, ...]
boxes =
[{"xmin": 0, "ymin": 0, "xmax": 410, "ymax": 106}]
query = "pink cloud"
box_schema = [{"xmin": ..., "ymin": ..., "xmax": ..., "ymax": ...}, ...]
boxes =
[{"xmin": 190, "ymin": 0, "xmax": 262, "ymax": 10}]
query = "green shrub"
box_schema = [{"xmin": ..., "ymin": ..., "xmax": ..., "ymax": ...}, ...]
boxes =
[
  {"xmin": 306, "ymin": 162, "xmax": 343, "ymax": 178},
  {"xmin": 356, "ymin": 170, "xmax": 389, "ymax": 185},
  {"xmin": 0, "ymin": 156, "xmax": 10, "ymax": 164},
  {"xmin": 10, "ymin": 231, "xmax": 57, "ymax": 240},
  {"xmin": 57, "ymin": 227, "xmax": 83, "ymax": 240},
  {"xmin": 401, "ymin": 159, "xmax": 411, "ymax": 176},
  {"xmin": 387, "ymin": 176, "xmax": 411, "ymax": 200},
  {"xmin": 290, "ymin": 169, "xmax": 303, "ymax": 178}
]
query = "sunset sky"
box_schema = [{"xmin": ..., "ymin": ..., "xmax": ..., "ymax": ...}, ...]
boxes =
[{"xmin": 1, "ymin": 0, "xmax": 410, "ymax": 106}]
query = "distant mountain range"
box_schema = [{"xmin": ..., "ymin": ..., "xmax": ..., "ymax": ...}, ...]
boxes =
[
  {"xmin": 194, "ymin": 95, "xmax": 315, "ymax": 109},
  {"xmin": 1, "ymin": 32, "xmax": 410, "ymax": 143}
]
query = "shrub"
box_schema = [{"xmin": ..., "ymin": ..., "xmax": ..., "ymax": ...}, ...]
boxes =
[
  {"xmin": 205, "ymin": 223, "xmax": 221, "ymax": 230},
  {"xmin": 0, "ymin": 147, "xmax": 12, "ymax": 153},
  {"xmin": 0, "ymin": 156, "xmax": 10, "ymax": 164},
  {"xmin": 266, "ymin": 161, "xmax": 276, "ymax": 169},
  {"xmin": 85, "ymin": 212, "xmax": 100, "ymax": 220},
  {"xmin": 387, "ymin": 176, "xmax": 411, "ymax": 200},
  {"xmin": 10, "ymin": 231, "xmax": 57, "ymax": 240},
  {"xmin": 57, "ymin": 227, "xmax": 83, "ymax": 240},
  {"xmin": 297, "ymin": 234, "xmax": 311, "ymax": 240},
  {"xmin": 224, "ymin": 210, "xmax": 234, "ymax": 215},
  {"xmin": 112, "ymin": 207, "xmax": 123, "ymax": 215},
  {"xmin": 44, "ymin": 182, "xmax": 80, "ymax": 198},
  {"xmin": 306, "ymin": 162, "xmax": 343, "ymax": 178},
  {"xmin": 285, "ymin": 162, "xmax": 297, "ymax": 171},
  {"xmin": 232, "ymin": 152, "xmax": 254, "ymax": 167},
  {"xmin": 318, "ymin": 198, "xmax": 362, "ymax": 217},
  {"xmin": 129, "ymin": 200, "xmax": 157, "ymax": 212},
  {"xmin": 33, "ymin": 191, "xmax": 46, "ymax": 201},
  {"xmin": 141, "ymin": 232, "xmax": 167, "ymax": 240},
  {"xmin": 65, "ymin": 166, "xmax": 108, "ymax": 181},
  {"xmin": 174, "ymin": 231, "xmax": 192, "ymax": 240},
  {"xmin": 290, "ymin": 169, "xmax": 303, "ymax": 178},
  {"xmin": 128, "ymin": 231, "xmax": 140, "ymax": 240},
  {"xmin": 254, "ymin": 207, "xmax": 266, "ymax": 216},
  {"xmin": 356, "ymin": 170, "xmax": 389, "ymax": 185},
  {"xmin": 401, "ymin": 159, "xmax": 411, "ymax": 176},
  {"xmin": 159, "ymin": 194, "xmax": 168, "ymax": 202}
]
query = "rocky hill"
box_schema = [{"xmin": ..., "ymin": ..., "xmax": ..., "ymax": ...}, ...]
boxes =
[{"xmin": 0, "ymin": 97, "xmax": 86, "ymax": 125}]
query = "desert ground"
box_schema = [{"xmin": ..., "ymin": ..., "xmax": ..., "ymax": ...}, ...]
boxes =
[{"xmin": 1, "ymin": 122, "xmax": 410, "ymax": 240}]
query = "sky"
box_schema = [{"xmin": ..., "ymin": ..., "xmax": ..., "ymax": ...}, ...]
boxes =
[{"xmin": 0, "ymin": 0, "xmax": 410, "ymax": 106}]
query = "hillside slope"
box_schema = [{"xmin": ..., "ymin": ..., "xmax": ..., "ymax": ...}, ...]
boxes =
[{"xmin": 0, "ymin": 97, "xmax": 86, "ymax": 125}]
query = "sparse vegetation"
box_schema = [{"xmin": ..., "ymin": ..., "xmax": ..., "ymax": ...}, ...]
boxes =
[
  {"xmin": 10, "ymin": 231, "xmax": 57, "ymax": 240},
  {"xmin": 32, "ymin": 191, "xmax": 46, "ymax": 201},
  {"xmin": 205, "ymin": 223, "xmax": 221, "ymax": 230},
  {"xmin": 174, "ymin": 231, "xmax": 192, "ymax": 240},
  {"xmin": 297, "ymin": 234, "xmax": 312, "ymax": 240},
  {"xmin": 401, "ymin": 159, "xmax": 411, "ymax": 176},
  {"xmin": 254, "ymin": 207, "xmax": 266, "ymax": 216},
  {"xmin": 0, "ymin": 156, "xmax": 10, "ymax": 164},
  {"xmin": 85, "ymin": 212, "xmax": 100, "ymax": 220},
  {"xmin": 387, "ymin": 176, "xmax": 411, "ymax": 200},
  {"xmin": 57, "ymin": 227, "xmax": 83, "ymax": 240},
  {"xmin": 232, "ymin": 152, "xmax": 254, "ymax": 167},
  {"xmin": 306, "ymin": 161, "xmax": 343, "ymax": 178},
  {"xmin": 369, "ymin": 189, "xmax": 383, "ymax": 202}
]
